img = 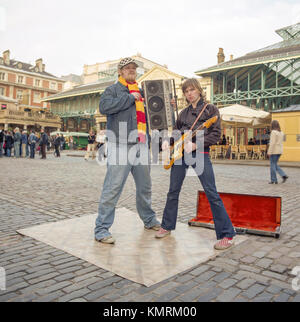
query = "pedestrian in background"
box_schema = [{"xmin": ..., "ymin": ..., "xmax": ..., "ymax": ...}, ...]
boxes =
[
  {"xmin": 267, "ymin": 120, "xmax": 288, "ymax": 184},
  {"xmin": 28, "ymin": 130, "xmax": 37, "ymax": 159},
  {"xmin": 5, "ymin": 131, "xmax": 14, "ymax": 157},
  {"xmin": 21, "ymin": 130, "xmax": 28, "ymax": 158},
  {"xmin": 40, "ymin": 128, "xmax": 48, "ymax": 159},
  {"xmin": 85, "ymin": 130, "xmax": 96, "ymax": 161},
  {"xmin": 13, "ymin": 127, "xmax": 21, "ymax": 158},
  {"xmin": 54, "ymin": 133, "xmax": 61, "ymax": 157},
  {"xmin": 0, "ymin": 126, "xmax": 4, "ymax": 157}
]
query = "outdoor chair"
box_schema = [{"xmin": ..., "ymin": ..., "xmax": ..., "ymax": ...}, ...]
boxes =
[
  {"xmin": 252, "ymin": 145, "xmax": 263, "ymax": 160},
  {"xmin": 215, "ymin": 145, "xmax": 223, "ymax": 159},
  {"xmin": 230, "ymin": 145, "xmax": 239, "ymax": 159},
  {"xmin": 238, "ymin": 145, "xmax": 248, "ymax": 160}
]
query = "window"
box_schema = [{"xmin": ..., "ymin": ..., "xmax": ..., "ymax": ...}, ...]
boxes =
[
  {"xmin": 18, "ymin": 75, "xmax": 24, "ymax": 84},
  {"xmin": 0, "ymin": 72, "xmax": 5, "ymax": 80},
  {"xmin": 16, "ymin": 90, "xmax": 23, "ymax": 100},
  {"xmin": 0, "ymin": 87, "xmax": 4, "ymax": 95},
  {"xmin": 35, "ymin": 79, "xmax": 41, "ymax": 87},
  {"xmin": 33, "ymin": 92, "xmax": 41, "ymax": 103},
  {"xmin": 50, "ymin": 82, "xmax": 56, "ymax": 90}
]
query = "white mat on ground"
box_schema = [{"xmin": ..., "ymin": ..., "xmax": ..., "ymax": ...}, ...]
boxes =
[{"xmin": 17, "ymin": 208, "xmax": 247, "ymax": 287}]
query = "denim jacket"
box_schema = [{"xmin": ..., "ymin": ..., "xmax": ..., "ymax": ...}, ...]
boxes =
[{"xmin": 99, "ymin": 82, "xmax": 149, "ymax": 144}]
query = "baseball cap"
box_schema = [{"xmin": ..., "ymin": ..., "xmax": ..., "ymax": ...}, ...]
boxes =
[{"xmin": 118, "ymin": 57, "xmax": 138, "ymax": 69}]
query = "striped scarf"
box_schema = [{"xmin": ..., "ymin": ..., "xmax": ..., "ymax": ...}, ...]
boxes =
[{"xmin": 118, "ymin": 76, "xmax": 146, "ymax": 143}]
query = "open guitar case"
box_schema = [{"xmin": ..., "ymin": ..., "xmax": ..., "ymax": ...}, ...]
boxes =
[{"xmin": 189, "ymin": 191, "xmax": 281, "ymax": 238}]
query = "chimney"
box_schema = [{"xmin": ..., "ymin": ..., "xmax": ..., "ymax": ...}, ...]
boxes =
[
  {"xmin": 35, "ymin": 58, "xmax": 43, "ymax": 72},
  {"xmin": 42, "ymin": 64, "xmax": 45, "ymax": 72},
  {"xmin": 217, "ymin": 48, "xmax": 225, "ymax": 64},
  {"xmin": 3, "ymin": 50, "xmax": 10, "ymax": 65},
  {"xmin": 230, "ymin": 54, "xmax": 234, "ymax": 61}
]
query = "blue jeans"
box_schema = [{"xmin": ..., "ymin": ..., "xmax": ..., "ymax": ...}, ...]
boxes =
[
  {"xmin": 162, "ymin": 153, "xmax": 236, "ymax": 240},
  {"xmin": 270, "ymin": 154, "xmax": 286, "ymax": 183},
  {"xmin": 95, "ymin": 142, "xmax": 160, "ymax": 240},
  {"xmin": 14, "ymin": 142, "xmax": 20, "ymax": 158},
  {"xmin": 30, "ymin": 143, "xmax": 36, "ymax": 158},
  {"xmin": 0, "ymin": 142, "xmax": 3, "ymax": 157}
]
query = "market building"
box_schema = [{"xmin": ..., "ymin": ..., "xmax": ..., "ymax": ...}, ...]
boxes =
[
  {"xmin": 194, "ymin": 22, "xmax": 300, "ymax": 146},
  {"xmin": 0, "ymin": 50, "xmax": 63, "ymax": 132},
  {"xmin": 195, "ymin": 22, "xmax": 300, "ymax": 110}
]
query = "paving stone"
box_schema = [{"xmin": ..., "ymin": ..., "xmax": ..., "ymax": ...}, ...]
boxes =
[
  {"xmin": 262, "ymin": 270, "xmax": 287, "ymax": 281},
  {"xmin": 269, "ymin": 264, "xmax": 287, "ymax": 274},
  {"xmin": 189, "ymin": 265, "xmax": 211, "ymax": 276},
  {"xmin": 236, "ymin": 278, "xmax": 257, "ymax": 290},
  {"xmin": 156, "ymin": 291, "xmax": 179, "ymax": 302},
  {"xmin": 257, "ymin": 258, "xmax": 273, "ymax": 269},
  {"xmin": 216, "ymin": 287, "xmax": 241, "ymax": 302},
  {"xmin": 58, "ymin": 288, "xmax": 90, "ymax": 302},
  {"xmin": 212, "ymin": 272, "xmax": 231, "ymax": 283},
  {"xmin": 35, "ymin": 290, "xmax": 65, "ymax": 302},
  {"xmin": 88, "ymin": 276, "xmax": 123, "ymax": 291},
  {"xmin": 251, "ymin": 292, "xmax": 274, "ymax": 302},
  {"xmin": 274, "ymin": 293, "xmax": 291, "ymax": 302},
  {"xmin": 197, "ymin": 287, "xmax": 223, "ymax": 302},
  {"xmin": 218, "ymin": 278, "xmax": 238, "ymax": 289},
  {"xmin": 242, "ymin": 284, "xmax": 266, "ymax": 299}
]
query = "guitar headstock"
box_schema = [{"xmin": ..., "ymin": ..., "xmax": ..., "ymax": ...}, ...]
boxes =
[{"xmin": 203, "ymin": 115, "xmax": 218, "ymax": 129}]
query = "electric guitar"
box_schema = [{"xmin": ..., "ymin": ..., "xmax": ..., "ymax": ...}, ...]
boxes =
[{"xmin": 163, "ymin": 115, "xmax": 218, "ymax": 170}]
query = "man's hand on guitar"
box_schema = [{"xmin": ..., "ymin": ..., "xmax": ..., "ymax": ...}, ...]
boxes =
[{"xmin": 184, "ymin": 141, "xmax": 196, "ymax": 154}]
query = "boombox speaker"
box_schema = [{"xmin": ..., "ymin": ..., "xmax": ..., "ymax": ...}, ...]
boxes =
[{"xmin": 142, "ymin": 79, "xmax": 175, "ymax": 130}]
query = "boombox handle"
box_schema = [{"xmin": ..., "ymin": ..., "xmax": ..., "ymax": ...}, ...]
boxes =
[{"xmin": 172, "ymin": 79, "xmax": 179, "ymax": 120}]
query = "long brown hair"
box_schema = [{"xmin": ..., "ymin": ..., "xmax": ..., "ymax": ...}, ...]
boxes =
[
  {"xmin": 181, "ymin": 78, "xmax": 206, "ymax": 103},
  {"xmin": 271, "ymin": 120, "xmax": 281, "ymax": 132}
]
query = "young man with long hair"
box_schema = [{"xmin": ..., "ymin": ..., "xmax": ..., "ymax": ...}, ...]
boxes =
[{"xmin": 156, "ymin": 78, "xmax": 236, "ymax": 250}]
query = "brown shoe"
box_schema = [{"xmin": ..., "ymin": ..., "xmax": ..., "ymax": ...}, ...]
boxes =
[{"xmin": 155, "ymin": 228, "xmax": 171, "ymax": 238}]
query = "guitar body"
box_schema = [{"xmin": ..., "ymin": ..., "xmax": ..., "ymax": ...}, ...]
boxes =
[
  {"xmin": 163, "ymin": 115, "xmax": 218, "ymax": 170},
  {"xmin": 164, "ymin": 133, "xmax": 188, "ymax": 170}
]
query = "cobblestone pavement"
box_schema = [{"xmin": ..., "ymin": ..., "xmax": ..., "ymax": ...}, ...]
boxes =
[{"xmin": 1, "ymin": 152, "xmax": 300, "ymax": 302}]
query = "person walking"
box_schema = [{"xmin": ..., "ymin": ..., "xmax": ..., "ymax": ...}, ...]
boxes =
[
  {"xmin": 0, "ymin": 126, "xmax": 4, "ymax": 158},
  {"xmin": 40, "ymin": 128, "xmax": 48, "ymax": 159},
  {"xmin": 155, "ymin": 78, "xmax": 236, "ymax": 250},
  {"xmin": 21, "ymin": 130, "xmax": 28, "ymax": 157},
  {"xmin": 94, "ymin": 57, "xmax": 160, "ymax": 244},
  {"xmin": 28, "ymin": 130, "xmax": 38, "ymax": 159},
  {"xmin": 267, "ymin": 120, "xmax": 288, "ymax": 184},
  {"xmin": 54, "ymin": 133, "xmax": 61, "ymax": 157},
  {"xmin": 85, "ymin": 130, "xmax": 96, "ymax": 161},
  {"xmin": 5, "ymin": 131, "xmax": 14, "ymax": 157},
  {"xmin": 13, "ymin": 128, "xmax": 21, "ymax": 158}
]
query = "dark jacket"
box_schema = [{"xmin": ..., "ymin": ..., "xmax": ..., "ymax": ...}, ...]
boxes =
[
  {"xmin": 87, "ymin": 135, "xmax": 95, "ymax": 144},
  {"xmin": 54, "ymin": 136, "xmax": 60, "ymax": 147},
  {"xmin": 40, "ymin": 132, "xmax": 48, "ymax": 145},
  {"xmin": 5, "ymin": 135, "xmax": 14, "ymax": 149},
  {"xmin": 99, "ymin": 82, "xmax": 149, "ymax": 144},
  {"xmin": 0, "ymin": 130, "xmax": 4, "ymax": 143},
  {"xmin": 172, "ymin": 99, "xmax": 221, "ymax": 152}
]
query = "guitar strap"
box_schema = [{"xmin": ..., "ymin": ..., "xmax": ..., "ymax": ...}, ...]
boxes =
[{"xmin": 189, "ymin": 103, "xmax": 208, "ymax": 132}]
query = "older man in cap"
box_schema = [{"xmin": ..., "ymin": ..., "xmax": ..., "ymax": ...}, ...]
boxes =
[{"xmin": 94, "ymin": 57, "xmax": 160, "ymax": 244}]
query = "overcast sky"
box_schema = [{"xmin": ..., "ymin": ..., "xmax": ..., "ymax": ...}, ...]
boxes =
[{"xmin": 0, "ymin": 0, "xmax": 300, "ymax": 79}]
